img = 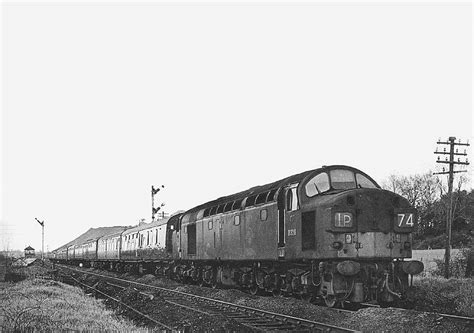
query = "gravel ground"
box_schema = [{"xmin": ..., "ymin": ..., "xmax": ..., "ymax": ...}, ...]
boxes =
[
  {"xmin": 12, "ymin": 264, "xmax": 473, "ymax": 332},
  {"xmin": 75, "ymin": 270, "xmax": 473, "ymax": 332}
]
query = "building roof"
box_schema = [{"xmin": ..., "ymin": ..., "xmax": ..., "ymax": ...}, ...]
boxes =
[{"xmin": 24, "ymin": 246, "xmax": 35, "ymax": 251}]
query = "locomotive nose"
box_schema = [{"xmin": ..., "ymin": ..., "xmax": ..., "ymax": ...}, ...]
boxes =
[{"xmin": 331, "ymin": 188, "xmax": 412, "ymax": 234}]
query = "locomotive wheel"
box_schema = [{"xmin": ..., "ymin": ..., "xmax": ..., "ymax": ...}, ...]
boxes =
[
  {"xmin": 272, "ymin": 289, "xmax": 282, "ymax": 297},
  {"xmin": 323, "ymin": 294, "xmax": 336, "ymax": 307},
  {"xmin": 249, "ymin": 285, "xmax": 259, "ymax": 295},
  {"xmin": 301, "ymin": 293, "xmax": 313, "ymax": 303}
]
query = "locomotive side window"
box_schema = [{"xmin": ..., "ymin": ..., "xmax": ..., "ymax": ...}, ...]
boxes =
[
  {"xmin": 267, "ymin": 189, "xmax": 277, "ymax": 202},
  {"xmin": 203, "ymin": 208, "xmax": 210, "ymax": 217},
  {"xmin": 196, "ymin": 209, "xmax": 205, "ymax": 220},
  {"xmin": 286, "ymin": 187, "xmax": 299, "ymax": 211},
  {"xmin": 305, "ymin": 173, "xmax": 330, "ymax": 197},
  {"xmin": 356, "ymin": 173, "xmax": 377, "ymax": 188},
  {"xmin": 256, "ymin": 192, "xmax": 268, "ymax": 205},
  {"xmin": 234, "ymin": 215, "xmax": 240, "ymax": 226},
  {"xmin": 210, "ymin": 206, "xmax": 218, "ymax": 215},
  {"xmin": 224, "ymin": 202, "xmax": 233, "ymax": 212},
  {"xmin": 260, "ymin": 209, "xmax": 268, "ymax": 221},
  {"xmin": 217, "ymin": 204, "xmax": 225, "ymax": 214},
  {"xmin": 232, "ymin": 199, "xmax": 243, "ymax": 210},
  {"xmin": 208, "ymin": 220, "xmax": 213, "ymax": 230},
  {"xmin": 330, "ymin": 169, "xmax": 356, "ymax": 190},
  {"xmin": 245, "ymin": 195, "xmax": 257, "ymax": 207}
]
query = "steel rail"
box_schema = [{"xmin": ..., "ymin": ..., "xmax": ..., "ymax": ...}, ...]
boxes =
[
  {"xmin": 67, "ymin": 274, "xmax": 174, "ymax": 331},
  {"xmin": 59, "ymin": 265, "xmax": 359, "ymax": 333}
]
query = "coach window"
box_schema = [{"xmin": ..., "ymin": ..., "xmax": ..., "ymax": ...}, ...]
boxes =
[
  {"xmin": 287, "ymin": 187, "xmax": 299, "ymax": 211},
  {"xmin": 356, "ymin": 173, "xmax": 377, "ymax": 189},
  {"xmin": 234, "ymin": 215, "xmax": 240, "ymax": 226},
  {"xmin": 260, "ymin": 209, "xmax": 268, "ymax": 221},
  {"xmin": 305, "ymin": 173, "xmax": 330, "ymax": 197}
]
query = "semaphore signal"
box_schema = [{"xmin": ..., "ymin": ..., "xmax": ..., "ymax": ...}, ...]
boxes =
[{"xmin": 151, "ymin": 185, "xmax": 165, "ymax": 222}]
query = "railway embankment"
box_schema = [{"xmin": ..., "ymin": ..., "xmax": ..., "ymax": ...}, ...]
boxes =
[
  {"xmin": 65, "ymin": 267, "xmax": 474, "ymax": 332},
  {"xmin": 2, "ymin": 262, "xmax": 473, "ymax": 332},
  {"xmin": 0, "ymin": 262, "xmax": 140, "ymax": 331}
]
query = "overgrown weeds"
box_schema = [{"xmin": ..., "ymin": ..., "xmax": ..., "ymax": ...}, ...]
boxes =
[
  {"xmin": 0, "ymin": 278, "xmax": 141, "ymax": 331},
  {"xmin": 407, "ymin": 276, "xmax": 474, "ymax": 317}
]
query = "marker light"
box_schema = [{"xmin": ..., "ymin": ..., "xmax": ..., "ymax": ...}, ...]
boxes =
[{"xmin": 345, "ymin": 234, "xmax": 352, "ymax": 244}]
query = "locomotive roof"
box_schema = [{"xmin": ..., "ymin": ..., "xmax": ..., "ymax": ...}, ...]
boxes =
[{"xmin": 184, "ymin": 165, "xmax": 374, "ymax": 215}]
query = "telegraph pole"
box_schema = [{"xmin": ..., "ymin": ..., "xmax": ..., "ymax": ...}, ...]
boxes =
[
  {"xmin": 151, "ymin": 185, "xmax": 165, "ymax": 222},
  {"xmin": 434, "ymin": 137, "xmax": 470, "ymax": 278},
  {"xmin": 35, "ymin": 218, "xmax": 45, "ymax": 263}
]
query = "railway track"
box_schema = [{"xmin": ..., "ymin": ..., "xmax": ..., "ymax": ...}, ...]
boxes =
[{"xmin": 58, "ymin": 265, "xmax": 359, "ymax": 332}]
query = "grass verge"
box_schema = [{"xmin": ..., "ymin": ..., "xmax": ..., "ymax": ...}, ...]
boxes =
[
  {"xmin": 406, "ymin": 277, "xmax": 474, "ymax": 317},
  {"xmin": 0, "ymin": 278, "xmax": 142, "ymax": 331}
]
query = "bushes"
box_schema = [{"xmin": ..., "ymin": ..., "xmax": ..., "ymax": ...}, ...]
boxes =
[
  {"xmin": 410, "ymin": 277, "xmax": 474, "ymax": 317},
  {"xmin": 432, "ymin": 247, "xmax": 471, "ymax": 278}
]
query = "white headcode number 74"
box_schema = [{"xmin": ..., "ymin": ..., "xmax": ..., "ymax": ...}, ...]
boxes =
[{"xmin": 398, "ymin": 213, "xmax": 414, "ymax": 227}]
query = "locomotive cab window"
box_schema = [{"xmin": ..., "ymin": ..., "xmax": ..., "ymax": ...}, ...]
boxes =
[
  {"xmin": 305, "ymin": 173, "xmax": 330, "ymax": 197},
  {"xmin": 356, "ymin": 173, "xmax": 377, "ymax": 188},
  {"xmin": 330, "ymin": 169, "xmax": 356, "ymax": 190}
]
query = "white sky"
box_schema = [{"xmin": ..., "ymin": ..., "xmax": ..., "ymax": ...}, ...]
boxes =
[{"xmin": 1, "ymin": 1, "xmax": 472, "ymax": 252}]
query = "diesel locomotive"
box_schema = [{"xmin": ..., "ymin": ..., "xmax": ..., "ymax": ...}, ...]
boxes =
[{"xmin": 53, "ymin": 165, "xmax": 423, "ymax": 307}]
